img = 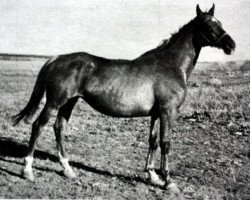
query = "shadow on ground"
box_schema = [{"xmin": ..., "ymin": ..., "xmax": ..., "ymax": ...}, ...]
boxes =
[{"xmin": 0, "ymin": 137, "xmax": 149, "ymax": 185}]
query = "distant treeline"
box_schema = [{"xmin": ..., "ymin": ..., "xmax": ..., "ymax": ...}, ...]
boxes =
[{"xmin": 0, "ymin": 53, "xmax": 52, "ymax": 61}]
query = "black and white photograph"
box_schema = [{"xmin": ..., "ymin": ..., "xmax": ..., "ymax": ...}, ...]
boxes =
[{"xmin": 0, "ymin": 0, "xmax": 249, "ymax": 199}]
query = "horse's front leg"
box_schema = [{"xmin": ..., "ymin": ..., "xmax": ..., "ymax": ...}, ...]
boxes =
[
  {"xmin": 159, "ymin": 106, "xmax": 180, "ymax": 192},
  {"xmin": 145, "ymin": 117, "xmax": 165, "ymax": 186}
]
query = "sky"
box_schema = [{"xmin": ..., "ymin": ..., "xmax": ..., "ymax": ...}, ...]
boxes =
[{"xmin": 0, "ymin": 0, "xmax": 249, "ymax": 62}]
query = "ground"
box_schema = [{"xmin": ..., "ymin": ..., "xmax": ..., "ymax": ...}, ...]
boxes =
[{"xmin": 0, "ymin": 58, "xmax": 249, "ymax": 199}]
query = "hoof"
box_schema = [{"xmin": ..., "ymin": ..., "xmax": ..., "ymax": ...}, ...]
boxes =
[
  {"xmin": 148, "ymin": 170, "xmax": 165, "ymax": 187},
  {"xmin": 22, "ymin": 169, "xmax": 35, "ymax": 182},
  {"xmin": 166, "ymin": 182, "xmax": 180, "ymax": 194},
  {"xmin": 149, "ymin": 177, "xmax": 165, "ymax": 187},
  {"xmin": 63, "ymin": 168, "xmax": 77, "ymax": 179}
]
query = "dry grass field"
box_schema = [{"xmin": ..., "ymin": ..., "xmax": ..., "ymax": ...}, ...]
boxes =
[{"xmin": 0, "ymin": 57, "xmax": 249, "ymax": 199}]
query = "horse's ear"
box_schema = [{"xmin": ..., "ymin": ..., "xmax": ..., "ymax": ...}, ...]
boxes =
[
  {"xmin": 196, "ymin": 4, "xmax": 203, "ymax": 18},
  {"xmin": 208, "ymin": 3, "xmax": 215, "ymax": 16}
]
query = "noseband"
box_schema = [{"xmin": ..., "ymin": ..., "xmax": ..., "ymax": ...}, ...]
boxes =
[
  {"xmin": 215, "ymin": 32, "xmax": 228, "ymax": 43},
  {"xmin": 199, "ymin": 31, "xmax": 228, "ymax": 45}
]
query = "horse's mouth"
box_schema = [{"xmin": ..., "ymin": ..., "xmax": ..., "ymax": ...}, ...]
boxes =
[
  {"xmin": 223, "ymin": 45, "xmax": 235, "ymax": 55},
  {"xmin": 221, "ymin": 36, "xmax": 235, "ymax": 55}
]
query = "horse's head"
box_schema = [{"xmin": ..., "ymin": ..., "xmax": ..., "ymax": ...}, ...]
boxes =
[{"xmin": 195, "ymin": 4, "xmax": 236, "ymax": 55}]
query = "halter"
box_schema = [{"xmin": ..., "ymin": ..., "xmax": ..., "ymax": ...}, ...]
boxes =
[
  {"xmin": 215, "ymin": 32, "xmax": 228, "ymax": 43},
  {"xmin": 199, "ymin": 30, "xmax": 228, "ymax": 45}
]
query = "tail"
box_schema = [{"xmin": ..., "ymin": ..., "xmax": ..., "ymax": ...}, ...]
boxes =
[{"xmin": 12, "ymin": 59, "xmax": 51, "ymax": 125}]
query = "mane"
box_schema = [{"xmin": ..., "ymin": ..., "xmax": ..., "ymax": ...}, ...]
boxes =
[{"xmin": 138, "ymin": 19, "xmax": 196, "ymax": 58}]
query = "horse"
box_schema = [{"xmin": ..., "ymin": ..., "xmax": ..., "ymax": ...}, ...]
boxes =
[{"xmin": 12, "ymin": 4, "xmax": 235, "ymax": 190}]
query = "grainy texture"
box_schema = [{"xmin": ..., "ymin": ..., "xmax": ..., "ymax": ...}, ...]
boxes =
[{"xmin": 0, "ymin": 58, "xmax": 249, "ymax": 199}]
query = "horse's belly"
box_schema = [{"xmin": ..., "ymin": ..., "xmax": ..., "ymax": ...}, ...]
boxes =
[
  {"xmin": 114, "ymin": 87, "xmax": 154, "ymax": 115},
  {"xmin": 84, "ymin": 80, "xmax": 155, "ymax": 117}
]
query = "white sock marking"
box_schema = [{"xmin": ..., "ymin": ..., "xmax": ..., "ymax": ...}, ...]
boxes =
[
  {"xmin": 24, "ymin": 156, "xmax": 33, "ymax": 172},
  {"xmin": 58, "ymin": 152, "xmax": 72, "ymax": 171}
]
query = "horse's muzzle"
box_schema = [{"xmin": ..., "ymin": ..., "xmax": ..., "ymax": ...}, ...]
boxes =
[{"xmin": 221, "ymin": 34, "xmax": 236, "ymax": 55}]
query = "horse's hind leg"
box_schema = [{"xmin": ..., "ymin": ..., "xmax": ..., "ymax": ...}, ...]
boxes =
[
  {"xmin": 23, "ymin": 103, "xmax": 56, "ymax": 181},
  {"xmin": 145, "ymin": 117, "xmax": 165, "ymax": 186},
  {"xmin": 53, "ymin": 97, "xmax": 79, "ymax": 178}
]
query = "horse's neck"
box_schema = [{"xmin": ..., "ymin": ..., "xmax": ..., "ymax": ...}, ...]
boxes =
[
  {"xmin": 162, "ymin": 23, "xmax": 201, "ymax": 80},
  {"xmin": 174, "ymin": 35, "xmax": 200, "ymax": 80}
]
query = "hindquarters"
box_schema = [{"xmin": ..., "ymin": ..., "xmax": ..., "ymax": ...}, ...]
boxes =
[
  {"xmin": 39, "ymin": 53, "xmax": 95, "ymax": 108},
  {"xmin": 12, "ymin": 53, "xmax": 95, "ymax": 124}
]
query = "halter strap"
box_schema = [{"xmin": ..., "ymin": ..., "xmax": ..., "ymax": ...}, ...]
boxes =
[
  {"xmin": 199, "ymin": 31, "xmax": 228, "ymax": 45},
  {"xmin": 215, "ymin": 32, "xmax": 228, "ymax": 43}
]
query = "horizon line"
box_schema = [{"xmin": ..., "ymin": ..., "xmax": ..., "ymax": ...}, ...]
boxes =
[{"xmin": 0, "ymin": 52, "xmax": 248, "ymax": 63}]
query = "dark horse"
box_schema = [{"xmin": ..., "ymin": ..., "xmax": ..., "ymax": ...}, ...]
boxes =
[{"xmin": 12, "ymin": 4, "xmax": 235, "ymax": 189}]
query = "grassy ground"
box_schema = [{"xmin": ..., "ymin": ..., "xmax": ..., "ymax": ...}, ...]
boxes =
[{"xmin": 0, "ymin": 59, "xmax": 249, "ymax": 199}]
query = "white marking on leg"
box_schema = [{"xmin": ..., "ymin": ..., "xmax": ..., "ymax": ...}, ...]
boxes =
[
  {"xmin": 23, "ymin": 156, "xmax": 35, "ymax": 181},
  {"xmin": 24, "ymin": 156, "xmax": 33, "ymax": 172},
  {"xmin": 149, "ymin": 170, "xmax": 165, "ymax": 186},
  {"xmin": 58, "ymin": 152, "xmax": 76, "ymax": 178},
  {"xmin": 59, "ymin": 152, "xmax": 71, "ymax": 170}
]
